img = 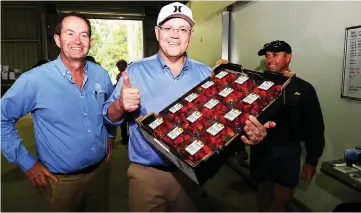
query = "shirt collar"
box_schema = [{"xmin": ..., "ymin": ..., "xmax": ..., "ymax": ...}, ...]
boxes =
[
  {"xmin": 55, "ymin": 55, "xmax": 88, "ymax": 77},
  {"xmin": 156, "ymin": 51, "xmax": 190, "ymax": 72}
]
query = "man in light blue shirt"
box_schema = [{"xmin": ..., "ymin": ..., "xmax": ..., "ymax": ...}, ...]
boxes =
[
  {"xmin": 1, "ymin": 12, "xmax": 115, "ymax": 211},
  {"xmin": 103, "ymin": 2, "xmax": 275, "ymax": 212}
]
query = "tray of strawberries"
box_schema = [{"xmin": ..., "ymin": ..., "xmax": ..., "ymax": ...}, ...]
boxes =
[{"xmin": 136, "ymin": 61, "xmax": 295, "ymax": 184}]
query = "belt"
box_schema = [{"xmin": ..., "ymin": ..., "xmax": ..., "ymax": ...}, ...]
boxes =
[{"xmin": 54, "ymin": 159, "xmax": 103, "ymax": 176}]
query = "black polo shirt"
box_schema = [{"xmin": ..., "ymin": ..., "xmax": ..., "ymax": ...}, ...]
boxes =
[{"xmin": 253, "ymin": 76, "xmax": 325, "ymax": 166}]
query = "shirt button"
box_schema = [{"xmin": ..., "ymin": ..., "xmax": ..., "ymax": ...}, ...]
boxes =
[
  {"xmin": 81, "ymin": 96, "xmax": 84, "ymax": 98},
  {"xmin": 84, "ymin": 113, "xmax": 87, "ymax": 116},
  {"xmin": 88, "ymin": 129, "xmax": 91, "ymax": 133}
]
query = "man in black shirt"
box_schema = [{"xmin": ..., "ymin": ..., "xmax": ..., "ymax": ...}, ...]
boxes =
[{"xmin": 251, "ymin": 40, "xmax": 325, "ymax": 211}]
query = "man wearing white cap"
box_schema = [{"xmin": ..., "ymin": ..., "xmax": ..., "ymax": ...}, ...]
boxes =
[{"xmin": 103, "ymin": 2, "xmax": 276, "ymax": 211}]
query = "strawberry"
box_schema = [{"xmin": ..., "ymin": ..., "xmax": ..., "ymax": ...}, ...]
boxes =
[
  {"xmin": 195, "ymin": 150, "xmax": 206, "ymax": 160},
  {"xmin": 200, "ymin": 107, "xmax": 212, "ymax": 118},
  {"xmin": 201, "ymin": 145, "xmax": 213, "ymax": 155},
  {"xmin": 184, "ymin": 134, "xmax": 191, "ymax": 142},
  {"xmin": 174, "ymin": 135, "xmax": 184, "ymax": 145},
  {"xmin": 233, "ymin": 90, "xmax": 243, "ymax": 99},
  {"xmin": 224, "ymin": 93, "xmax": 238, "ymax": 106},
  {"xmin": 194, "ymin": 95, "xmax": 208, "ymax": 106},
  {"xmin": 259, "ymin": 90, "xmax": 268, "ymax": 98},
  {"xmin": 273, "ymin": 84, "xmax": 282, "ymax": 92},
  {"xmin": 225, "ymin": 126, "xmax": 235, "ymax": 137},
  {"xmin": 154, "ymin": 128, "xmax": 165, "ymax": 137},
  {"xmin": 259, "ymin": 98, "xmax": 269, "ymax": 108},
  {"xmin": 180, "ymin": 118, "xmax": 190, "ymax": 129},
  {"xmin": 250, "ymin": 105, "xmax": 261, "ymax": 116},
  {"xmin": 219, "ymin": 116, "xmax": 227, "ymax": 125},
  {"xmin": 165, "ymin": 112, "xmax": 176, "ymax": 121},
  {"xmin": 227, "ymin": 72, "xmax": 239, "ymax": 82},
  {"xmin": 243, "ymin": 104, "xmax": 251, "ymax": 112},
  {"xmin": 162, "ymin": 135, "xmax": 172, "ymax": 145},
  {"xmin": 207, "ymin": 136, "xmax": 223, "ymax": 149},
  {"xmin": 186, "ymin": 101, "xmax": 197, "ymax": 109},
  {"xmin": 239, "ymin": 113, "xmax": 250, "ymax": 126},
  {"xmin": 215, "ymin": 103, "xmax": 228, "ymax": 114},
  {"xmin": 164, "ymin": 120, "xmax": 175, "ymax": 129}
]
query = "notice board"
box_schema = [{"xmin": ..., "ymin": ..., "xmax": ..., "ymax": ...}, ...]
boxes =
[{"xmin": 341, "ymin": 25, "xmax": 361, "ymax": 101}]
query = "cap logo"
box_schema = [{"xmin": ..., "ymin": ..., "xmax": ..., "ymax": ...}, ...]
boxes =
[{"xmin": 173, "ymin": 5, "xmax": 183, "ymax": 13}]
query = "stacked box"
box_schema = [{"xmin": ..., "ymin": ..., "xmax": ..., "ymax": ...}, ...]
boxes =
[{"xmin": 136, "ymin": 62, "xmax": 295, "ymax": 185}]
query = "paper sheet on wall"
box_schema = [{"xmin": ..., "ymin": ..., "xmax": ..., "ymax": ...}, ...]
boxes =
[{"xmin": 342, "ymin": 26, "xmax": 361, "ymax": 100}]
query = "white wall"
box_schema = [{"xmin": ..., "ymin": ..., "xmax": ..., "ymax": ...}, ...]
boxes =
[
  {"xmin": 230, "ymin": 1, "xmax": 361, "ymax": 211},
  {"xmin": 187, "ymin": 1, "xmax": 233, "ymax": 67}
]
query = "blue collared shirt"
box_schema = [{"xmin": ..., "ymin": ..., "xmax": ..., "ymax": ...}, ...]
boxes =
[
  {"xmin": 103, "ymin": 52, "xmax": 211, "ymax": 166},
  {"xmin": 1, "ymin": 56, "xmax": 115, "ymax": 173}
]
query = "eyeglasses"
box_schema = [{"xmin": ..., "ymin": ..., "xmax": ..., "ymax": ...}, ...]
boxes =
[{"xmin": 157, "ymin": 26, "xmax": 193, "ymax": 36}]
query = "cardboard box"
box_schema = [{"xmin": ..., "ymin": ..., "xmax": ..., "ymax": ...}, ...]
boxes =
[{"xmin": 136, "ymin": 61, "xmax": 295, "ymax": 185}]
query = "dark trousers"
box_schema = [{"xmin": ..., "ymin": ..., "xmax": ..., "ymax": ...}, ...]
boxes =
[
  {"xmin": 121, "ymin": 121, "xmax": 129, "ymax": 144},
  {"xmin": 38, "ymin": 161, "xmax": 111, "ymax": 212}
]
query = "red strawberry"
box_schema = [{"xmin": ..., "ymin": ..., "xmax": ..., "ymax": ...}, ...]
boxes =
[
  {"xmin": 164, "ymin": 120, "xmax": 175, "ymax": 129},
  {"xmin": 228, "ymin": 72, "xmax": 239, "ymax": 82},
  {"xmin": 183, "ymin": 134, "xmax": 191, "ymax": 142},
  {"xmin": 273, "ymin": 84, "xmax": 282, "ymax": 92},
  {"xmin": 154, "ymin": 128, "xmax": 165, "ymax": 137},
  {"xmin": 180, "ymin": 118, "xmax": 189, "ymax": 129},
  {"xmin": 165, "ymin": 112, "xmax": 176, "ymax": 121},
  {"xmin": 174, "ymin": 135, "xmax": 184, "ymax": 145},
  {"xmin": 259, "ymin": 98, "xmax": 269, "ymax": 108},
  {"xmin": 233, "ymin": 90, "xmax": 243, "ymax": 99},
  {"xmin": 225, "ymin": 126, "xmax": 235, "ymax": 137},
  {"xmin": 219, "ymin": 116, "xmax": 227, "ymax": 125},
  {"xmin": 239, "ymin": 113, "xmax": 250, "ymax": 126},
  {"xmin": 259, "ymin": 90, "xmax": 267, "ymax": 98},
  {"xmin": 195, "ymin": 150, "xmax": 206, "ymax": 160},
  {"xmin": 162, "ymin": 135, "xmax": 172, "ymax": 145},
  {"xmin": 224, "ymin": 93, "xmax": 237, "ymax": 105},
  {"xmin": 250, "ymin": 105, "xmax": 261, "ymax": 115},
  {"xmin": 202, "ymin": 145, "xmax": 213, "ymax": 155},
  {"xmin": 215, "ymin": 103, "xmax": 228, "ymax": 114},
  {"xmin": 186, "ymin": 101, "xmax": 197, "ymax": 109},
  {"xmin": 243, "ymin": 104, "xmax": 251, "ymax": 112}
]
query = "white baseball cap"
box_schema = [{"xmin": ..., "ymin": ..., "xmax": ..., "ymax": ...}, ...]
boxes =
[{"xmin": 157, "ymin": 2, "xmax": 195, "ymax": 27}]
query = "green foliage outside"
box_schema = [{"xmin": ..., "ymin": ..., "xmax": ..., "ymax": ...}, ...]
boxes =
[{"xmin": 88, "ymin": 19, "xmax": 143, "ymax": 83}]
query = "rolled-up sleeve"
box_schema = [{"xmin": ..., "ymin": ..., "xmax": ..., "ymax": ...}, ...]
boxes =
[
  {"xmin": 1, "ymin": 72, "xmax": 37, "ymax": 172},
  {"xmin": 102, "ymin": 70, "xmax": 126, "ymax": 126},
  {"xmin": 103, "ymin": 71, "xmax": 117, "ymax": 137}
]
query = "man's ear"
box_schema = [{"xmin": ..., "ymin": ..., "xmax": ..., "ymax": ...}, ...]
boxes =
[
  {"xmin": 54, "ymin": 34, "xmax": 61, "ymax": 48},
  {"xmin": 286, "ymin": 53, "xmax": 292, "ymax": 64},
  {"xmin": 90, "ymin": 37, "xmax": 93, "ymax": 46},
  {"xmin": 155, "ymin": 27, "xmax": 160, "ymax": 42}
]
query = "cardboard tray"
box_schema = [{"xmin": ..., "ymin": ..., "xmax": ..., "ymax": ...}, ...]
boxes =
[{"xmin": 136, "ymin": 61, "xmax": 295, "ymax": 184}]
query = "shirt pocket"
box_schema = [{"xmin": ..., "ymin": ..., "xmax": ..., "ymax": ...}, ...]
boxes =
[{"xmin": 94, "ymin": 90, "xmax": 105, "ymax": 112}]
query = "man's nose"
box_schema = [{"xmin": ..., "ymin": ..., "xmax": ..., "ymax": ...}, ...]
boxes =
[
  {"xmin": 170, "ymin": 29, "xmax": 181, "ymax": 38},
  {"xmin": 73, "ymin": 35, "xmax": 81, "ymax": 43}
]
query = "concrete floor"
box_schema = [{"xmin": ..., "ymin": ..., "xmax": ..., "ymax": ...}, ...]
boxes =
[{"xmin": 1, "ymin": 114, "xmax": 260, "ymax": 212}]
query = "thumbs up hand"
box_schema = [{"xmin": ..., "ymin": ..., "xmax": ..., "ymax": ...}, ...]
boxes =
[{"xmin": 117, "ymin": 72, "xmax": 140, "ymax": 112}]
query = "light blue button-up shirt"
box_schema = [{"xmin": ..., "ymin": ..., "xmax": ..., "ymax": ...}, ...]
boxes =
[
  {"xmin": 103, "ymin": 52, "xmax": 211, "ymax": 166},
  {"xmin": 1, "ymin": 56, "xmax": 115, "ymax": 173}
]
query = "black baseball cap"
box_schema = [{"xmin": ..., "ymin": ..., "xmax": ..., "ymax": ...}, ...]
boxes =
[{"xmin": 258, "ymin": 40, "xmax": 292, "ymax": 56}]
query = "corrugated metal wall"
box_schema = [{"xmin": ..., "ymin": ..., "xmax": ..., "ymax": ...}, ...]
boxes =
[{"xmin": 1, "ymin": 4, "xmax": 43, "ymax": 71}]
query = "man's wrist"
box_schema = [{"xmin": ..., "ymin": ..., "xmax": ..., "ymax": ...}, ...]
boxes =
[{"xmin": 113, "ymin": 98, "xmax": 124, "ymax": 112}]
